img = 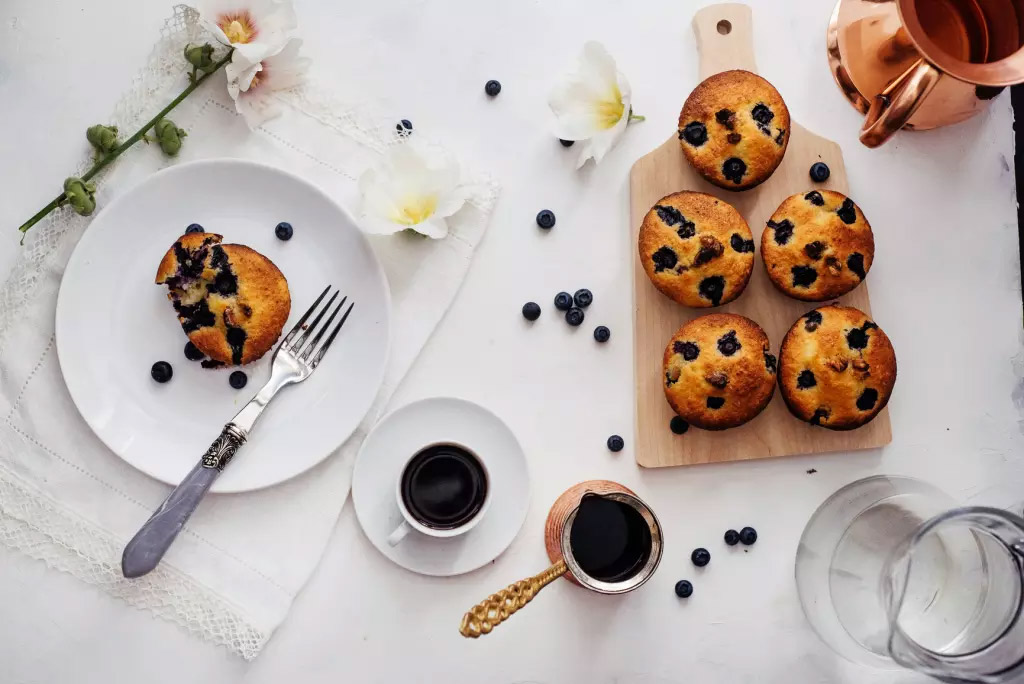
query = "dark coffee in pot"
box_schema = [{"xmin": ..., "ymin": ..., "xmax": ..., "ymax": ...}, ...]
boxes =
[
  {"xmin": 569, "ymin": 494, "xmax": 652, "ymax": 583},
  {"xmin": 400, "ymin": 443, "xmax": 487, "ymax": 529}
]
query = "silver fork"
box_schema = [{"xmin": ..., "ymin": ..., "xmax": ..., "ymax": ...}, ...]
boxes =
[{"xmin": 121, "ymin": 286, "xmax": 354, "ymax": 579}]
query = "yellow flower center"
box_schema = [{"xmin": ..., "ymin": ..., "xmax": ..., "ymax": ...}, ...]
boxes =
[
  {"xmin": 595, "ymin": 84, "xmax": 625, "ymax": 130},
  {"xmin": 218, "ymin": 12, "xmax": 257, "ymax": 44},
  {"xmin": 392, "ymin": 194, "xmax": 438, "ymax": 226}
]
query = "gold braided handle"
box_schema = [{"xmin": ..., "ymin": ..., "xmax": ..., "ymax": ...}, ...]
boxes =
[{"xmin": 459, "ymin": 560, "xmax": 567, "ymax": 638}]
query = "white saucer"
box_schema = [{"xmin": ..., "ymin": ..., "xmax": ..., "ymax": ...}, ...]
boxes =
[{"xmin": 352, "ymin": 397, "xmax": 530, "ymax": 576}]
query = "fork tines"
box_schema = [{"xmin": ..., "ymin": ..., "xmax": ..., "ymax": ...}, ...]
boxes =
[{"xmin": 282, "ymin": 285, "xmax": 354, "ymax": 368}]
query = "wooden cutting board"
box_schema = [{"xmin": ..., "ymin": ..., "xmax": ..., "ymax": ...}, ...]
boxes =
[{"xmin": 630, "ymin": 3, "xmax": 892, "ymax": 468}]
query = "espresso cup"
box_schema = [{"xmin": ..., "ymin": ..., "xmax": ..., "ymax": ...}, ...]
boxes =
[{"xmin": 387, "ymin": 442, "xmax": 491, "ymax": 546}]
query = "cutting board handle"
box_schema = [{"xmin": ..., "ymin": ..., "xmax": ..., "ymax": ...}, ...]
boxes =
[{"xmin": 693, "ymin": 3, "xmax": 758, "ymax": 79}]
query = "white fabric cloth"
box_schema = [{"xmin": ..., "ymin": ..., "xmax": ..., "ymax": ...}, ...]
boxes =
[{"xmin": 0, "ymin": 6, "xmax": 497, "ymax": 660}]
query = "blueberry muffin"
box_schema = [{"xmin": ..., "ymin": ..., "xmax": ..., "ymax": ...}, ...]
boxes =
[
  {"xmin": 663, "ymin": 313, "xmax": 777, "ymax": 430},
  {"xmin": 778, "ymin": 306, "xmax": 896, "ymax": 430},
  {"xmin": 678, "ymin": 70, "xmax": 790, "ymax": 191},
  {"xmin": 762, "ymin": 191, "xmax": 874, "ymax": 301},
  {"xmin": 639, "ymin": 192, "xmax": 755, "ymax": 308},
  {"xmin": 156, "ymin": 232, "xmax": 291, "ymax": 365}
]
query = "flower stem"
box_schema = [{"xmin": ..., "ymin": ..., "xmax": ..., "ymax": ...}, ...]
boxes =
[
  {"xmin": 628, "ymin": 113, "xmax": 646, "ymax": 123},
  {"xmin": 17, "ymin": 50, "xmax": 234, "ymax": 240}
]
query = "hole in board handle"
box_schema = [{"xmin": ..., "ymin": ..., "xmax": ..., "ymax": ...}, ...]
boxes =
[{"xmin": 717, "ymin": 19, "xmax": 732, "ymax": 35}]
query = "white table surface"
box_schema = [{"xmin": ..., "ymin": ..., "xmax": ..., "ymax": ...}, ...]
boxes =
[{"xmin": 2, "ymin": 1, "xmax": 1023, "ymax": 682}]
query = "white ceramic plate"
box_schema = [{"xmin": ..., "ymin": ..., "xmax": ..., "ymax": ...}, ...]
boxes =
[
  {"xmin": 352, "ymin": 397, "xmax": 530, "ymax": 577},
  {"xmin": 56, "ymin": 159, "xmax": 391, "ymax": 493}
]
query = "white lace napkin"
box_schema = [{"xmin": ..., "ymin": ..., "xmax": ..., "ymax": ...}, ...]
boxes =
[{"xmin": 0, "ymin": 6, "xmax": 497, "ymax": 660}]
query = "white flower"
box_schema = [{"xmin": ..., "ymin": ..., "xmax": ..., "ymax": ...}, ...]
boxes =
[
  {"xmin": 226, "ymin": 38, "xmax": 309, "ymax": 129},
  {"xmin": 357, "ymin": 142, "xmax": 470, "ymax": 239},
  {"xmin": 548, "ymin": 41, "xmax": 641, "ymax": 169},
  {"xmin": 196, "ymin": 0, "xmax": 297, "ymax": 68}
]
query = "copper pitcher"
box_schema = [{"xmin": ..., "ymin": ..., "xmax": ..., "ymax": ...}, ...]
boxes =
[{"xmin": 828, "ymin": 0, "xmax": 1024, "ymax": 147}]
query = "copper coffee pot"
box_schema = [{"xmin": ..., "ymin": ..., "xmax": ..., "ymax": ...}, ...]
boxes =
[{"xmin": 828, "ymin": 0, "xmax": 1024, "ymax": 147}]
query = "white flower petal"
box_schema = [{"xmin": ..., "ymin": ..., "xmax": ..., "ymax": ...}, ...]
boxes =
[
  {"xmin": 231, "ymin": 87, "xmax": 283, "ymax": 128},
  {"xmin": 548, "ymin": 41, "xmax": 628, "ymax": 143},
  {"xmin": 414, "ymin": 216, "xmax": 450, "ymax": 240},
  {"xmin": 227, "ymin": 38, "xmax": 308, "ymax": 129}
]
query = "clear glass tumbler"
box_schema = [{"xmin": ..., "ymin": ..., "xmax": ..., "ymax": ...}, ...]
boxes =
[{"xmin": 795, "ymin": 475, "xmax": 1024, "ymax": 682}]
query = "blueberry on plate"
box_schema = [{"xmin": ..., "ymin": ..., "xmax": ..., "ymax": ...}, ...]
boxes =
[
  {"xmin": 724, "ymin": 529, "xmax": 740, "ymax": 546},
  {"xmin": 536, "ymin": 209, "xmax": 556, "ymax": 230},
  {"xmin": 670, "ymin": 416, "xmax": 689, "ymax": 434},
  {"xmin": 185, "ymin": 223, "xmax": 204, "ymax": 234},
  {"xmin": 559, "ymin": 139, "xmax": 575, "ymax": 147},
  {"xmin": 593, "ymin": 325, "xmax": 610, "ymax": 343},
  {"xmin": 674, "ymin": 580, "xmax": 693, "ymax": 598},
  {"xmin": 573, "ymin": 288, "xmax": 593, "ymax": 308},
  {"xmin": 554, "ymin": 292, "xmax": 573, "ymax": 311},
  {"xmin": 522, "ymin": 302, "xmax": 541, "ymax": 321},
  {"xmin": 229, "ymin": 370, "xmax": 248, "ymax": 390},
  {"xmin": 275, "ymin": 222, "xmax": 293, "ymax": 240},
  {"xmin": 151, "ymin": 361, "xmax": 173, "ymax": 383},
  {"xmin": 691, "ymin": 548, "xmax": 711, "ymax": 567},
  {"xmin": 184, "ymin": 341, "xmax": 205, "ymax": 361},
  {"xmin": 809, "ymin": 162, "xmax": 830, "ymax": 183},
  {"xmin": 565, "ymin": 307, "xmax": 585, "ymax": 326},
  {"xmin": 607, "ymin": 435, "xmax": 624, "ymax": 452},
  {"xmin": 485, "ymin": 79, "xmax": 501, "ymax": 96},
  {"xmin": 739, "ymin": 526, "xmax": 758, "ymax": 545}
]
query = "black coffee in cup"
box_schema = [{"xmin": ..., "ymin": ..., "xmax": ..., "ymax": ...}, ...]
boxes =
[{"xmin": 400, "ymin": 443, "xmax": 487, "ymax": 530}]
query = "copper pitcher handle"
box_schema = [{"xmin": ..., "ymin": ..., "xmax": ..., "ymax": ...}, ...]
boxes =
[
  {"xmin": 458, "ymin": 560, "xmax": 568, "ymax": 638},
  {"xmin": 860, "ymin": 59, "xmax": 942, "ymax": 148}
]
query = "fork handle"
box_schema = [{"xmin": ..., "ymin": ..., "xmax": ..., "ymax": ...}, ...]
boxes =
[{"xmin": 121, "ymin": 424, "xmax": 246, "ymax": 578}]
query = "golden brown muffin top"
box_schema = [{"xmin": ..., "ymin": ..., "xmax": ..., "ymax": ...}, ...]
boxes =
[
  {"xmin": 678, "ymin": 70, "xmax": 790, "ymax": 191},
  {"xmin": 638, "ymin": 191, "xmax": 754, "ymax": 308},
  {"xmin": 663, "ymin": 313, "xmax": 777, "ymax": 430},
  {"xmin": 778, "ymin": 305, "xmax": 896, "ymax": 430},
  {"xmin": 761, "ymin": 190, "xmax": 874, "ymax": 302},
  {"xmin": 156, "ymin": 233, "xmax": 291, "ymax": 366}
]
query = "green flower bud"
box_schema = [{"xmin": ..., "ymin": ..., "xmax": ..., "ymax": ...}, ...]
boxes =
[
  {"xmin": 153, "ymin": 118, "xmax": 187, "ymax": 156},
  {"xmin": 183, "ymin": 43, "xmax": 216, "ymax": 72},
  {"xmin": 63, "ymin": 177, "xmax": 97, "ymax": 216},
  {"xmin": 86, "ymin": 124, "xmax": 119, "ymax": 154}
]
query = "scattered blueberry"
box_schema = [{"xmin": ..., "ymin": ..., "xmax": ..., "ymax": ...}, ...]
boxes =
[
  {"xmin": 594, "ymin": 325, "xmax": 610, "ymax": 343},
  {"xmin": 275, "ymin": 222, "xmax": 293, "ymax": 241},
  {"xmin": 809, "ymin": 162, "xmax": 831, "ymax": 183},
  {"xmin": 559, "ymin": 138, "xmax": 575, "ymax": 147},
  {"xmin": 573, "ymin": 288, "xmax": 593, "ymax": 308},
  {"xmin": 522, "ymin": 302, "xmax": 541, "ymax": 321},
  {"xmin": 724, "ymin": 529, "xmax": 740, "ymax": 546},
  {"xmin": 185, "ymin": 223, "xmax": 204, "ymax": 234},
  {"xmin": 184, "ymin": 341, "xmax": 205, "ymax": 361},
  {"xmin": 484, "ymin": 79, "xmax": 501, "ymax": 96},
  {"xmin": 674, "ymin": 580, "xmax": 694, "ymax": 598},
  {"xmin": 739, "ymin": 527, "xmax": 758, "ymax": 545},
  {"xmin": 565, "ymin": 307, "xmax": 585, "ymax": 326},
  {"xmin": 680, "ymin": 121, "xmax": 708, "ymax": 146},
  {"xmin": 706, "ymin": 396, "xmax": 725, "ymax": 410},
  {"xmin": 607, "ymin": 435, "xmax": 624, "ymax": 452},
  {"xmin": 229, "ymin": 370, "xmax": 248, "ymax": 390},
  {"xmin": 554, "ymin": 292, "xmax": 573, "ymax": 311},
  {"xmin": 151, "ymin": 361, "xmax": 173, "ymax": 383},
  {"xmin": 397, "ymin": 119, "xmax": 413, "ymax": 135},
  {"xmin": 536, "ymin": 209, "xmax": 556, "ymax": 230},
  {"xmin": 670, "ymin": 416, "xmax": 689, "ymax": 435},
  {"xmin": 691, "ymin": 548, "xmax": 711, "ymax": 567}
]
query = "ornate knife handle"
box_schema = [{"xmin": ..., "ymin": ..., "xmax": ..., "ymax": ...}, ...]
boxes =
[{"xmin": 121, "ymin": 424, "xmax": 247, "ymax": 578}]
